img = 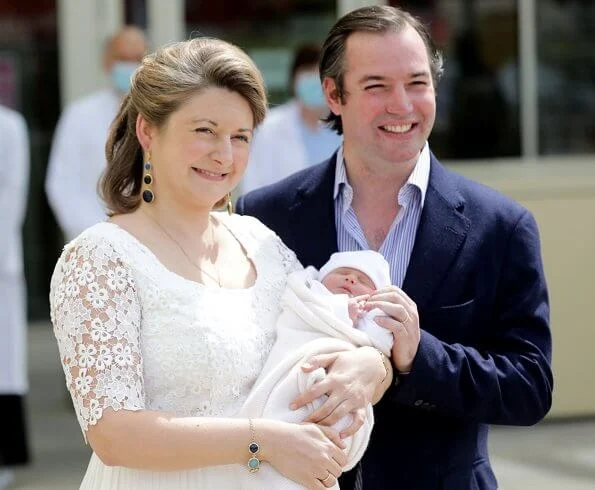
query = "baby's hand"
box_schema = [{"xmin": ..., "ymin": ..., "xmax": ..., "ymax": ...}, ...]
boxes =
[{"xmin": 347, "ymin": 295, "xmax": 368, "ymax": 323}]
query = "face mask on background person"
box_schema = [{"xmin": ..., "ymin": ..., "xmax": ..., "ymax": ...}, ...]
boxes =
[
  {"xmin": 295, "ymin": 72, "xmax": 326, "ymax": 110},
  {"xmin": 110, "ymin": 61, "xmax": 140, "ymax": 94}
]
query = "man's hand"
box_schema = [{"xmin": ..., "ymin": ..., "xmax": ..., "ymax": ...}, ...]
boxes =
[{"xmin": 364, "ymin": 286, "xmax": 421, "ymax": 373}]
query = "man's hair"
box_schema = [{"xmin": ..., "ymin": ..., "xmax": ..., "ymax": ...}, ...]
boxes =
[{"xmin": 320, "ymin": 5, "xmax": 444, "ymax": 134}]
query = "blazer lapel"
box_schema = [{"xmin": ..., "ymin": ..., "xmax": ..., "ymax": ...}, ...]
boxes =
[
  {"xmin": 287, "ymin": 155, "xmax": 338, "ymax": 269},
  {"xmin": 403, "ymin": 155, "xmax": 470, "ymax": 310}
]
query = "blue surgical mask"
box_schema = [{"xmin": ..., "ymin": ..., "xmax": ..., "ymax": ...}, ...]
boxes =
[
  {"xmin": 295, "ymin": 73, "xmax": 326, "ymax": 109},
  {"xmin": 110, "ymin": 61, "xmax": 139, "ymax": 94}
]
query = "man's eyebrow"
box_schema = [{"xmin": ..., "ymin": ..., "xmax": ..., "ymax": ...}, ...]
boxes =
[
  {"xmin": 358, "ymin": 75, "xmax": 388, "ymax": 84},
  {"xmin": 358, "ymin": 71, "xmax": 430, "ymax": 84}
]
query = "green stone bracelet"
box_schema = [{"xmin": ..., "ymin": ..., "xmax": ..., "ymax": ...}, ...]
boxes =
[{"xmin": 247, "ymin": 418, "xmax": 260, "ymax": 473}]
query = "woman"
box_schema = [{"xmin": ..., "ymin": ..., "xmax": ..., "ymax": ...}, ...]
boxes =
[{"xmin": 49, "ymin": 38, "xmax": 390, "ymax": 489}]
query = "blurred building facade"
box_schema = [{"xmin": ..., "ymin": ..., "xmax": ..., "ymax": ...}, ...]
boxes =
[{"xmin": 1, "ymin": 0, "xmax": 594, "ymax": 417}]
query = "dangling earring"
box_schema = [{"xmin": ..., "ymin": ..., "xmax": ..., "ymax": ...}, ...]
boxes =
[
  {"xmin": 142, "ymin": 151, "xmax": 154, "ymax": 203},
  {"xmin": 226, "ymin": 192, "xmax": 233, "ymax": 215}
]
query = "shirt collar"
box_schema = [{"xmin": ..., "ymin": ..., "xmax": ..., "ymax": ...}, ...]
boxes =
[{"xmin": 333, "ymin": 142, "xmax": 431, "ymax": 206}]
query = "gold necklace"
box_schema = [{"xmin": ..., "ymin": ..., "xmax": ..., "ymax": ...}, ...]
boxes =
[{"xmin": 142, "ymin": 210, "xmax": 222, "ymax": 287}]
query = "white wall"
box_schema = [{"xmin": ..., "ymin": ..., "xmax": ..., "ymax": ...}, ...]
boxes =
[
  {"xmin": 57, "ymin": 0, "xmax": 186, "ymax": 108},
  {"xmin": 146, "ymin": 0, "xmax": 184, "ymax": 48},
  {"xmin": 57, "ymin": 0, "xmax": 123, "ymax": 106}
]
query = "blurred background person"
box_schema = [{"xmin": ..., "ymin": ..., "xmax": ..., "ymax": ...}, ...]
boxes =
[
  {"xmin": 242, "ymin": 43, "xmax": 341, "ymax": 193},
  {"xmin": 45, "ymin": 26, "xmax": 148, "ymax": 242},
  {"xmin": 0, "ymin": 104, "xmax": 30, "ymax": 490}
]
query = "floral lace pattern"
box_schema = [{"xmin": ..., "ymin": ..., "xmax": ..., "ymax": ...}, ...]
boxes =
[{"xmin": 50, "ymin": 213, "xmax": 301, "ymax": 439}]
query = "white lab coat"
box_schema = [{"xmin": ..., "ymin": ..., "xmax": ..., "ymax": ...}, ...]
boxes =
[
  {"xmin": 0, "ymin": 106, "xmax": 29, "ymax": 395},
  {"xmin": 242, "ymin": 100, "xmax": 341, "ymax": 193},
  {"xmin": 46, "ymin": 89, "xmax": 121, "ymax": 241}
]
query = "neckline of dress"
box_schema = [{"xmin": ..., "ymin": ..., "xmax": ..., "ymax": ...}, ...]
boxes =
[{"xmin": 99, "ymin": 214, "xmax": 258, "ymax": 292}]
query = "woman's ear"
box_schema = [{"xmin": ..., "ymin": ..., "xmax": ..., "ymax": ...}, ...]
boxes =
[{"xmin": 136, "ymin": 113, "xmax": 154, "ymax": 153}]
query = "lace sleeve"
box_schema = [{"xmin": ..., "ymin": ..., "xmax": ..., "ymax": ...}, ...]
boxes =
[{"xmin": 50, "ymin": 236, "xmax": 145, "ymax": 440}]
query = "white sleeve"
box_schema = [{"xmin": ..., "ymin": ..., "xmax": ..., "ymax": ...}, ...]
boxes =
[
  {"xmin": 0, "ymin": 111, "xmax": 29, "ymax": 267},
  {"xmin": 46, "ymin": 106, "xmax": 101, "ymax": 240},
  {"xmin": 50, "ymin": 236, "xmax": 145, "ymax": 440}
]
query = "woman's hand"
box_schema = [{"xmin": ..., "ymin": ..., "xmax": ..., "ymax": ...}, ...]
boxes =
[
  {"xmin": 290, "ymin": 347, "xmax": 387, "ymax": 438},
  {"xmin": 260, "ymin": 420, "xmax": 348, "ymax": 489}
]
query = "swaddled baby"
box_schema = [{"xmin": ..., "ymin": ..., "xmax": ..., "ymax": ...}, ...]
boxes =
[{"xmin": 238, "ymin": 250, "xmax": 393, "ymax": 490}]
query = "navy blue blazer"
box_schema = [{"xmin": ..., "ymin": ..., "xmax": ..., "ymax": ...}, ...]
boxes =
[{"xmin": 236, "ymin": 153, "xmax": 553, "ymax": 490}]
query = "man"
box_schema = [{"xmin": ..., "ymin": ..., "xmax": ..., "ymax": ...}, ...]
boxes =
[
  {"xmin": 242, "ymin": 43, "xmax": 342, "ymax": 193},
  {"xmin": 46, "ymin": 26, "xmax": 148, "ymax": 241},
  {"xmin": 237, "ymin": 6, "xmax": 553, "ymax": 490},
  {"xmin": 0, "ymin": 105, "xmax": 29, "ymax": 489}
]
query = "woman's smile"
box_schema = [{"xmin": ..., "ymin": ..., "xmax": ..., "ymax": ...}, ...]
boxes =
[{"xmin": 191, "ymin": 167, "xmax": 229, "ymax": 181}]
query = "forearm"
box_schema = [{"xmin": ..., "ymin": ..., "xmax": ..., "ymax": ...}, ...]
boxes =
[
  {"xmin": 88, "ymin": 409, "xmax": 279, "ymax": 471},
  {"xmin": 372, "ymin": 360, "xmax": 393, "ymax": 405},
  {"xmin": 358, "ymin": 346, "xmax": 393, "ymax": 405},
  {"xmin": 391, "ymin": 330, "xmax": 552, "ymax": 424},
  {"xmin": 390, "ymin": 211, "xmax": 552, "ymax": 425}
]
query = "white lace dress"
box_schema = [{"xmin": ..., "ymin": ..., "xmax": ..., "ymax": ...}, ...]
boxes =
[{"xmin": 49, "ymin": 213, "xmax": 301, "ymax": 489}]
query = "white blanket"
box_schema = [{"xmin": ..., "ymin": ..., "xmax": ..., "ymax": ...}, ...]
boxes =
[{"xmin": 235, "ymin": 267, "xmax": 392, "ymax": 490}]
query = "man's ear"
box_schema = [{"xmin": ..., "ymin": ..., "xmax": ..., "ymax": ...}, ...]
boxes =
[
  {"xmin": 136, "ymin": 113, "xmax": 154, "ymax": 153},
  {"xmin": 323, "ymin": 77, "xmax": 342, "ymax": 116}
]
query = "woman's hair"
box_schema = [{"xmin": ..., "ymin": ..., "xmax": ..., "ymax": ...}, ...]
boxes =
[
  {"xmin": 320, "ymin": 5, "xmax": 444, "ymax": 134},
  {"xmin": 100, "ymin": 37, "xmax": 267, "ymax": 214}
]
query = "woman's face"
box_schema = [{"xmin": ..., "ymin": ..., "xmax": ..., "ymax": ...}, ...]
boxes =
[
  {"xmin": 146, "ymin": 87, "xmax": 254, "ymax": 210},
  {"xmin": 321, "ymin": 267, "xmax": 376, "ymax": 297}
]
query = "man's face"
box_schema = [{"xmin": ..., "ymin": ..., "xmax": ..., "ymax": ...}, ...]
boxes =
[{"xmin": 324, "ymin": 26, "xmax": 436, "ymax": 171}]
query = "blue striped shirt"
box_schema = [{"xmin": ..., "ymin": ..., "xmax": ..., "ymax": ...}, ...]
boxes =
[{"xmin": 333, "ymin": 143, "xmax": 430, "ymax": 287}]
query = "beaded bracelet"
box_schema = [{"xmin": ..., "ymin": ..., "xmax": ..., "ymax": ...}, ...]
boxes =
[{"xmin": 247, "ymin": 418, "xmax": 260, "ymax": 473}]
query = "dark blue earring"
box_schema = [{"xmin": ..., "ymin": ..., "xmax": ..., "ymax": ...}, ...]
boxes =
[{"xmin": 142, "ymin": 152, "xmax": 154, "ymax": 203}]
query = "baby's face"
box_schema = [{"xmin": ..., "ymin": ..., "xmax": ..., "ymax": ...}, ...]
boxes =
[{"xmin": 321, "ymin": 267, "xmax": 376, "ymax": 297}]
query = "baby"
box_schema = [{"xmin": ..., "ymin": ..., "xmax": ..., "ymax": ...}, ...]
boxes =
[{"xmin": 238, "ymin": 251, "xmax": 393, "ymax": 490}]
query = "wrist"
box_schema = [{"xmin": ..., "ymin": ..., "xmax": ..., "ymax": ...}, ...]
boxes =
[
  {"xmin": 361, "ymin": 346, "xmax": 388, "ymax": 384},
  {"xmin": 395, "ymin": 362, "xmax": 412, "ymax": 375},
  {"xmin": 247, "ymin": 418, "xmax": 261, "ymax": 472},
  {"xmin": 251, "ymin": 419, "xmax": 283, "ymax": 464}
]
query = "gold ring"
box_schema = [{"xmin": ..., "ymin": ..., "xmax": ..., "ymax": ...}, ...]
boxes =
[{"xmin": 320, "ymin": 472, "xmax": 333, "ymax": 485}]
